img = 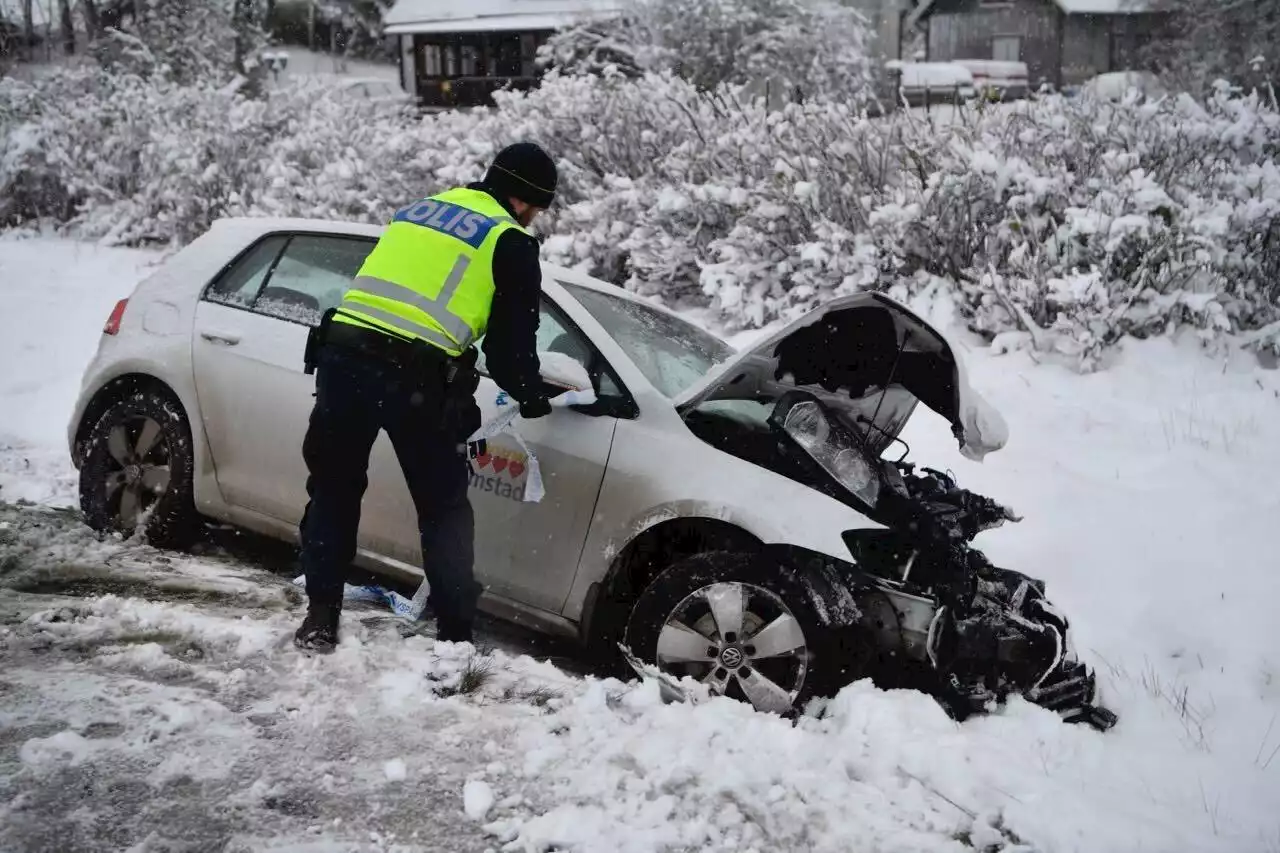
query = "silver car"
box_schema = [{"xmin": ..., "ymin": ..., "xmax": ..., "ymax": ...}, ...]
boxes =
[{"xmin": 68, "ymin": 217, "xmax": 1114, "ymax": 727}]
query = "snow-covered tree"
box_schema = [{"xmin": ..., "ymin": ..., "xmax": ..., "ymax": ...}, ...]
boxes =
[
  {"xmin": 317, "ymin": 0, "xmax": 392, "ymax": 58},
  {"xmin": 0, "ymin": 22, "xmax": 15, "ymax": 75},
  {"xmin": 2, "ymin": 67, "xmax": 1277, "ymax": 365},
  {"xmin": 1144, "ymin": 0, "xmax": 1280, "ymax": 98},
  {"xmin": 535, "ymin": 23, "xmax": 643, "ymax": 79},
  {"xmin": 266, "ymin": 0, "xmax": 393, "ymax": 61},
  {"xmin": 92, "ymin": 0, "xmax": 268, "ymax": 87},
  {"xmin": 541, "ymin": 0, "xmax": 876, "ymax": 103},
  {"xmin": 57, "ymin": 0, "xmax": 74, "ymax": 54}
]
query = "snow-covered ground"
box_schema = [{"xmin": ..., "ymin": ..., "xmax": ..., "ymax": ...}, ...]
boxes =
[
  {"xmin": 5, "ymin": 46, "xmax": 399, "ymax": 85},
  {"xmin": 1, "ymin": 233, "xmax": 1279, "ymax": 852},
  {"xmin": 265, "ymin": 47, "xmax": 400, "ymax": 86},
  {"xmin": 0, "ymin": 237, "xmax": 163, "ymax": 504}
]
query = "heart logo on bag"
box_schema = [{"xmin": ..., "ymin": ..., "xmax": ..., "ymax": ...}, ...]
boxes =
[
  {"xmin": 508, "ymin": 460, "xmax": 525, "ymax": 478},
  {"xmin": 475, "ymin": 453, "xmax": 491, "ymax": 469},
  {"xmin": 492, "ymin": 457, "xmax": 508, "ymax": 474}
]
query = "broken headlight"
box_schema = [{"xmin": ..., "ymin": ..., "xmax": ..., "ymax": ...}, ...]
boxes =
[{"xmin": 771, "ymin": 393, "xmax": 881, "ymax": 508}]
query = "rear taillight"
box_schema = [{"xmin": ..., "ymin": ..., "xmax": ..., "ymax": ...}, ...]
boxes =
[{"xmin": 104, "ymin": 298, "xmax": 129, "ymax": 335}]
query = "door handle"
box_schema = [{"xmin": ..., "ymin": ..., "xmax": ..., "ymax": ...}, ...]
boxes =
[{"xmin": 199, "ymin": 330, "xmax": 241, "ymax": 346}]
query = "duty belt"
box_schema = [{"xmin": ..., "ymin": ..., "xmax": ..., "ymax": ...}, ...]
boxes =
[{"xmin": 305, "ymin": 308, "xmax": 476, "ymax": 387}]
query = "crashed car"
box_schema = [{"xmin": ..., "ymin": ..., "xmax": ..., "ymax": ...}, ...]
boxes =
[
  {"xmin": 67, "ymin": 217, "xmax": 1114, "ymax": 729},
  {"xmin": 630, "ymin": 302, "xmax": 1115, "ymax": 729}
]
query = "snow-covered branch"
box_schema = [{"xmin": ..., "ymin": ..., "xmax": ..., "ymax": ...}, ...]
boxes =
[
  {"xmin": 1, "ymin": 68, "xmax": 1277, "ymax": 367},
  {"xmin": 540, "ymin": 0, "xmax": 876, "ymax": 104}
]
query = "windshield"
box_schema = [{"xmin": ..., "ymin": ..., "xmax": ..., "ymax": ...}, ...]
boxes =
[{"xmin": 559, "ymin": 282, "xmax": 735, "ymax": 398}]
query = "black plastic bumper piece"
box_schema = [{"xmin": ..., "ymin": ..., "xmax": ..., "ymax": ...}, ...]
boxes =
[
  {"xmin": 1028, "ymin": 659, "xmax": 1119, "ymax": 731},
  {"xmin": 1064, "ymin": 704, "xmax": 1120, "ymax": 732}
]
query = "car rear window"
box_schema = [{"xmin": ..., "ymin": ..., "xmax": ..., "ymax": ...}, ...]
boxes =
[
  {"xmin": 256, "ymin": 236, "xmax": 373, "ymax": 325},
  {"xmin": 203, "ymin": 234, "xmax": 374, "ymax": 326},
  {"xmin": 206, "ymin": 236, "xmax": 288, "ymax": 309}
]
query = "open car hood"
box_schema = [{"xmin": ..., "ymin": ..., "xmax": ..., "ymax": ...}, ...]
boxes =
[{"xmin": 674, "ymin": 292, "xmax": 1008, "ymax": 461}]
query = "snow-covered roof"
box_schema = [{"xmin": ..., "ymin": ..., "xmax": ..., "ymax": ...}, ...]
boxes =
[
  {"xmin": 383, "ymin": 0, "xmax": 622, "ymax": 35},
  {"xmin": 907, "ymin": 0, "xmax": 1151, "ymax": 28},
  {"xmin": 1053, "ymin": 0, "xmax": 1152, "ymax": 12}
]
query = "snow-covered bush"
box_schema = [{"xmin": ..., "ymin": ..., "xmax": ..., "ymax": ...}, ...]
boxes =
[
  {"xmin": 1142, "ymin": 0, "xmax": 1279, "ymax": 99},
  {"xmin": 540, "ymin": 0, "xmax": 876, "ymax": 103},
  {"xmin": 513, "ymin": 78, "xmax": 1279, "ymax": 362},
  {"xmin": 1, "ymin": 66, "xmax": 1277, "ymax": 365},
  {"xmin": 0, "ymin": 68, "xmax": 432, "ymax": 243},
  {"xmin": 934, "ymin": 91, "xmax": 1280, "ymax": 360},
  {"xmin": 89, "ymin": 0, "xmax": 268, "ymax": 87}
]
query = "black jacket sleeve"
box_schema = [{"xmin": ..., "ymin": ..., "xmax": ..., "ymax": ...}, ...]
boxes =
[{"xmin": 482, "ymin": 228, "xmax": 546, "ymax": 408}]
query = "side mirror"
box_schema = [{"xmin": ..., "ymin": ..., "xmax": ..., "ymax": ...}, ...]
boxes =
[
  {"xmin": 537, "ymin": 351, "xmax": 591, "ymax": 392},
  {"xmin": 534, "ymin": 349, "xmax": 639, "ymax": 420}
]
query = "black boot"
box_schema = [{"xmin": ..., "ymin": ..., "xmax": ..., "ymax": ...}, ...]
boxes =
[
  {"xmin": 294, "ymin": 602, "xmax": 340, "ymax": 653},
  {"xmin": 435, "ymin": 618, "xmax": 473, "ymax": 644}
]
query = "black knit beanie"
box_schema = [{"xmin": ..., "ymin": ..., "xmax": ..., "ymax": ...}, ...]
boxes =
[{"xmin": 484, "ymin": 142, "xmax": 558, "ymax": 209}]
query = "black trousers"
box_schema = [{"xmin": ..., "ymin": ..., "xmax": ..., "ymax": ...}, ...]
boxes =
[{"xmin": 298, "ymin": 345, "xmax": 481, "ymax": 642}]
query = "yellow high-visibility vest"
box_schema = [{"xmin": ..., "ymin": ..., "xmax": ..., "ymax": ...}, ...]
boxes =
[{"xmin": 335, "ymin": 187, "xmax": 527, "ymax": 356}]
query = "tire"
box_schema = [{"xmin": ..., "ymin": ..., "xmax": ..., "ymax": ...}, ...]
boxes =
[
  {"xmin": 79, "ymin": 390, "xmax": 199, "ymax": 549},
  {"xmin": 624, "ymin": 551, "xmax": 834, "ymax": 715}
]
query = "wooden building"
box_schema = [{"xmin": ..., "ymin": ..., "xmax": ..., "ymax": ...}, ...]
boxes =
[
  {"xmin": 382, "ymin": 0, "xmax": 621, "ymax": 108},
  {"xmin": 908, "ymin": 0, "xmax": 1171, "ymax": 91}
]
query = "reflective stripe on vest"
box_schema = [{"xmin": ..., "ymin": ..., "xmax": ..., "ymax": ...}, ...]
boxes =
[
  {"xmin": 334, "ymin": 188, "xmax": 526, "ymax": 355},
  {"xmin": 348, "ymin": 256, "xmax": 472, "ymax": 342},
  {"xmin": 336, "ymin": 302, "xmax": 459, "ymax": 352}
]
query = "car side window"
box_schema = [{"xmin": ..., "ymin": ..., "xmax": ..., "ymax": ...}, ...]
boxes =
[
  {"xmin": 253, "ymin": 235, "xmax": 375, "ymax": 326},
  {"xmin": 476, "ymin": 297, "xmax": 623, "ymax": 399},
  {"xmin": 205, "ymin": 236, "xmax": 288, "ymax": 308},
  {"xmin": 534, "ymin": 301, "xmax": 624, "ymax": 398}
]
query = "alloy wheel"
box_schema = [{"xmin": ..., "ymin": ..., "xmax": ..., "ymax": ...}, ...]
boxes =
[
  {"xmin": 655, "ymin": 581, "xmax": 808, "ymax": 714},
  {"xmin": 101, "ymin": 416, "xmax": 172, "ymax": 530}
]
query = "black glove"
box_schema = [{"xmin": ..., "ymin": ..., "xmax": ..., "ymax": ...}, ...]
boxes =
[{"xmin": 519, "ymin": 396, "xmax": 552, "ymax": 420}]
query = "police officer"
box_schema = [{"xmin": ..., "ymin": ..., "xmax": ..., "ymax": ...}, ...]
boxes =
[{"xmin": 294, "ymin": 142, "xmax": 559, "ymax": 652}]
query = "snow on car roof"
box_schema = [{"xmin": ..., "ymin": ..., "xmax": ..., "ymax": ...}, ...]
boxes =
[
  {"xmin": 1053, "ymin": 0, "xmax": 1152, "ymax": 12},
  {"xmin": 885, "ymin": 61, "xmax": 975, "ymax": 89},
  {"xmin": 205, "ymin": 216, "xmax": 677, "ymax": 316},
  {"xmin": 209, "ymin": 216, "xmax": 386, "ymax": 240}
]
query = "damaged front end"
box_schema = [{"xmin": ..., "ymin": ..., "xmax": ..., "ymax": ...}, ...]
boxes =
[
  {"xmin": 669, "ymin": 292, "xmax": 1116, "ymax": 730},
  {"xmin": 755, "ymin": 479, "xmax": 1118, "ymax": 729},
  {"xmin": 825, "ymin": 464, "xmax": 1116, "ymax": 730},
  {"xmin": 917, "ymin": 551, "xmax": 1116, "ymax": 729}
]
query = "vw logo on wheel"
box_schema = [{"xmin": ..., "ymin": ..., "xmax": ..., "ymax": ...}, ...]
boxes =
[{"xmin": 719, "ymin": 646, "xmax": 745, "ymax": 669}]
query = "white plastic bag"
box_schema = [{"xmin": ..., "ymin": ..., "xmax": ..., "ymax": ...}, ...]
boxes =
[
  {"xmin": 291, "ymin": 575, "xmax": 418, "ymax": 618},
  {"xmin": 466, "ymin": 387, "xmax": 596, "ymax": 503}
]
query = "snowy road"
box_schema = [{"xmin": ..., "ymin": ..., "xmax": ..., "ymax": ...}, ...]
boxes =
[
  {"xmin": 2, "ymin": 234, "xmax": 1280, "ymax": 852},
  {"xmin": 0, "ymin": 498, "xmax": 621, "ymax": 853},
  {"xmin": 0, "ymin": 503, "xmax": 505, "ymax": 852}
]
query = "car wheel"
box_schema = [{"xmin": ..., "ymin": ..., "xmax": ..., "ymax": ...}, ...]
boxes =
[
  {"xmin": 625, "ymin": 551, "xmax": 829, "ymax": 716},
  {"xmin": 79, "ymin": 391, "xmax": 198, "ymax": 549}
]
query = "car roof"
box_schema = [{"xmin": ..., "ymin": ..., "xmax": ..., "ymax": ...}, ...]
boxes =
[
  {"xmin": 206, "ymin": 216, "xmax": 708, "ymax": 331},
  {"xmin": 209, "ymin": 216, "xmax": 386, "ymax": 240}
]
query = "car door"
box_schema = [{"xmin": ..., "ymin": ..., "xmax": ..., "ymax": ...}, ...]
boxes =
[
  {"xmin": 191, "ymin": 230, "xmax": 519, "ymax": 588},
  {"xmin": 469, "ymin": 295, "xmax": 628, "ymax": 614},
  {"xmin": 192, "ymin": 238, "xmax": 624, "ymax": 609},
  {"xmin": 191, "ymin": 233, "xmax": 387, "ymax": 529}
]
